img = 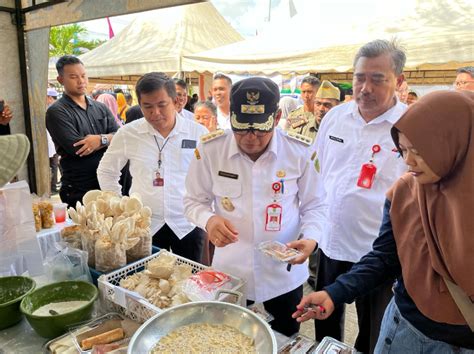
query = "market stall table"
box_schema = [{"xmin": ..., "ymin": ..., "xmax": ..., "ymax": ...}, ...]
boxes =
[{"xmin": 36, "ymin": 220, "xmax": 73, "ymax": 259}]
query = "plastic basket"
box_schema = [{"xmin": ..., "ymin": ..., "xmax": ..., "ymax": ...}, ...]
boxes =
[{"xmin": 98, "ymin": 250, "xmax": 245, "ymax": 323}]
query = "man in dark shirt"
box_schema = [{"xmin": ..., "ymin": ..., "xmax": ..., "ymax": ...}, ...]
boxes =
[{"xmin": 46, "ymin": 55, "xmax": 118, "ymax": 207}]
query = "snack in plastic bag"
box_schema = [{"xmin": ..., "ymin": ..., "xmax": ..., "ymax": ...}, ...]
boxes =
[
  {"xmin": 257, "ymin": 241, "xmax": 302, "ymax": 263},
  {"xmin": 32, "ymin": 201, "xmax": 41, "ymax": 232},
  {"xmin": 60, "ymin": 225, "xmax": 83, "ymax": 250},
  {"xmin": 39, "ymin": 199, "xmax": 55, "ymax": 229},
  {"xmin": 95, "ymin": 238, "xmax": 126, "ymax": 273},
  {"xmin": 182, "ymin": 270, "xmax": 231, "ymax": 302},
  {"xmin": 82, "ymin": 229, "xmax": 98, "ymax": 268},
  {"xmin": 43, "ymin": 242, "xmax": 92, "ymax": 283},
  {"xmin": 126, "ymin": 229, "xmax": 151, "ymax": 263}
]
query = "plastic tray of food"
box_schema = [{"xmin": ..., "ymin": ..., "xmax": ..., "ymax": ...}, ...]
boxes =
[
  {"xmin": 97, "ymin": 250, "xmax": 245, "ymax": 323},
  {"xmin": 312, "ymin": 336, "xmax": 355, "ymax": 353},
  {"xmin": 278, "ymin": 334, "xmax": 316, "ymax": 353},
  {"xmin": 258, "ymin": 241, "xmax": 302, "ymax": 262},
  {"xmin": 43, "ymin": 312, "xmax": 140, "ymax": 354}
]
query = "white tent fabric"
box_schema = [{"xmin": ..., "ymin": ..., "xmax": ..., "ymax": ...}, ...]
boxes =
[
  {"xmin": 183, "ymin": 0, "xmax": 473, "ymax": 75},
  {"xmin": 49, "ymin": 2, "xmax": 243, "ymax": 78}
]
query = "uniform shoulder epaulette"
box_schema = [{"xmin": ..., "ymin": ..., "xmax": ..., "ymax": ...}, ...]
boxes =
[
  {"xmin": 288, "ymin": 106, "xmax": 303, "ymax": 116},
  {"xmin": 200, "ymin": 129, "xmax": 225, "ymax": 144},
  {"xmin": 286, "ymin": 131, "xmax": 313, "ymax": 146}
]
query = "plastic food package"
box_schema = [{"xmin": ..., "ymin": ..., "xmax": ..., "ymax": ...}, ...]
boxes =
[
  {"xmin": 313, "ymin": 336, "xmax": 355, "ymax": 353},
  {"xmin": 95, "ymin": 238, "xmax": 126, "ymax": 273},
  {"xmin": 182, "ymin": 270, "xmax": 231, "ymax": 301},
  {"xmin": 43, "ymin": 242, "xmax": 92, "ymax": 283},
  {"xmin": 279, "ymin": 334, "xmax": 316, "ymax": 354},
  {"xmin": 31, "ymin": 199, "xmax": 41, "ymax": 232},
  {"xmin": 257, "ymin": 241, "xmax": 302, "ymax": 263},
  {"xmin": 60, "ymin": 225, "xmax": 83, "ymax": 250},
  {"xmin": 82, "ymin": 229, "xmax": 98, "ymax": 268},
  {"xmin": 247, "ymin": 303, "xmax": 275, "ymax": 323},
  {"xmin": 126, "ymin": 229, "xmax": 152, "ymax": 263},
  {"xmin": 39, "ymin": 199, "xmax": 55, "ymax": 229}
]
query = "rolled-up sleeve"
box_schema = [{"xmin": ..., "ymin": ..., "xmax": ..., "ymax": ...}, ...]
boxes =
[
  {"xmin": 183, "ymin": 144, "xmax": 216, "ymax": 231},
  {"xmin": 97, "ymin": 128, "xmax": 128, "ymax": 194}
]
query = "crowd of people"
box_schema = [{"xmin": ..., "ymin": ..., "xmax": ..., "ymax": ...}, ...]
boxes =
[{"xmin": 1, "ymin": 38, "xmax": 472, "ymax": 353}]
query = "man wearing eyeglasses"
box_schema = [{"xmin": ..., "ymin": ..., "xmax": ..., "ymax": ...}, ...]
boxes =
[
  {"xmin": 311, "ymin": 40, "xmax": 407, "ymax": 353},
  {"xmin": 184, "ymin": 77, "xmax": 327, "ymax": 337},
  {"xmin": 453, "ymin": 66, "xmax": 474, "ymax": 92}
]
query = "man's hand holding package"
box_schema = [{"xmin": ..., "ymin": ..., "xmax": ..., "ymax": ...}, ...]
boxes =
[{"xmin": 286, "ymin": 239, "xmax": 317, "ymax": 264}]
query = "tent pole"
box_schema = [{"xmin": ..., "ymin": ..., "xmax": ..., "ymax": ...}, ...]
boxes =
[{"xmin": 199, "ymin": 74, "xmax": 205, "ymax": 102}]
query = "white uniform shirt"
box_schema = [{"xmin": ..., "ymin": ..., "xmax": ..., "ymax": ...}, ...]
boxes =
[
  {"xmin": 315, "ymin": 99, "xmax": 407, "ymax": 263},
  {"xmin": 184, "ymin": 129, "xmax": 327, "ymax": 302},
  {"xmin": 97, "ymin": 115, "xmax": 208, "ymax": 238},
  {"xmin": 216, "ymin": 108, "xmax": 231, "ymax": 130},
  {"xmin": 47, "ymin": 131, "xmax": 56, "ymax": 158},
  {"xmin": 178, "ymin": 108, "xmax": 194, "ymax": 121}
]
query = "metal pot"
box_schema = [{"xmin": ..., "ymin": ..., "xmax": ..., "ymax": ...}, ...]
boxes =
[{"xmin": 128, "ymin": 301, "xmax": 277, "ymax": 353}]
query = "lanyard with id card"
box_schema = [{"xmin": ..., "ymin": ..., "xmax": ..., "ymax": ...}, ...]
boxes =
[
  {"xmin": 357, "ymin": 144, "xmax": 381, "ymax": 189},
  {"xmin": 152, "ymin": 135, "xmax": 169, "ymax": 187},
  {"xmin": 265, "ymin": 182, "xmax": 284, "ymax": 231}
]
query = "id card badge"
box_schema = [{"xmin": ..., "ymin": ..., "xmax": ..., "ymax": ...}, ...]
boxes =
[
  {"xmin": 152, "ymin": 169, "xmax": 164, "ymax": 187},
  {"xmin": 265, "ymin": 203, "xmax": 282, "ymax": 231},
  {"xmin": 357, "ymin": 163, "xmax": 377, "ymax": 189}
]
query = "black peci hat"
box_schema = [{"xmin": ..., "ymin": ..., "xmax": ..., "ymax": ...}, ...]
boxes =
[{"xmin": 230, "ymin": 77, "xmax": 280, "ymax": 132}]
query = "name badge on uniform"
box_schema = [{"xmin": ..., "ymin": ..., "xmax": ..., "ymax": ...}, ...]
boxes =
[
  {"xmin": 265, "ymin": 182, "xmax": 283, "ymax": 231},
  {"xmin": 265, "ymin": 203, "xmax": 282, "ymax": 231},
  {"xmin": 357, "ymin": 144, "xmax": 380, "ymax": 189},
  {"xmin": 181, "ymin": 139, "xmax": 197, "ymax": 149},
  {"xmin": 153, "ymin": 170, "xmax": 164, "ymax": 187}
]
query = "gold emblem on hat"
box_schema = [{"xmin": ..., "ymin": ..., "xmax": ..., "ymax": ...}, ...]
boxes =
[
  {"xmin": 246, "ymin": 91, "xmax": 260, "ymax": 104},
  {"xmin": 221, "ymin": 197, "xmax": 235, "ymax": 212},
  {"xmin": 276, "ymin": 170, "xmax": 286, "ymax": 178}
]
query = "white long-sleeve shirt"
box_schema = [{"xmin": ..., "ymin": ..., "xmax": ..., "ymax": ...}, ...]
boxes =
[
  {"xmin": 97, "ymin": 115, "xmax": 208, "ymax": 238},
  {"xmin": 184, "ymin": 129, "xmax": 327, "ymax": 302},
  {"xmin": 315, "ymin": 99, "xmax": 407, "ymax": 263}
]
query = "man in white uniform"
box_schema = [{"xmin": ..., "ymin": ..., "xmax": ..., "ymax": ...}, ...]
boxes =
[
  {"xmin": 174, "ymin": 78, "xmax": 194, "ymax": 120},
  {"xmin": 212, "ymin": 73, "xmax": 232, "ymax": 130},
  {"xmin": 98, "ymin": 72, "xmax": 208, "ymax": 262},
  {"xmin": 312, "ymin": 39, "xmax": 408, "ymax": 353},
  {"xmin": 184, "ymin": 77, "xmax": 327, "ymax": 336}
]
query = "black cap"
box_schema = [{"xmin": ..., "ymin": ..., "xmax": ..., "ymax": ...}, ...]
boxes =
[{"xmin": 230, "ymin": 77, "xmax": 280, "ymax": 132}]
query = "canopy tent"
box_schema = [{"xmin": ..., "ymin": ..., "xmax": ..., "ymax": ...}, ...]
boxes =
[
  {"xmin": 182, "ymin": 0, "xmax": 473, "ymax": 81},
  {"xmin": 48, "ymin": 2, "xmax": 243, "ymax": 81}
]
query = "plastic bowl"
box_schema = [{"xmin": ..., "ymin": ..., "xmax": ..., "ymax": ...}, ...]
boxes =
[
  {"xmin": 20, "ymin": 281, "xmax": 98, "ymax": 338},
  {"xmin": 0, "ymin": 276, "xmax": 36, "ymax": 330}
]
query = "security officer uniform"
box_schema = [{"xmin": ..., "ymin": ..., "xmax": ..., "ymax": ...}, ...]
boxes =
[
  {"xmin": 286, "ymin": 106, "xmax": 319, "ymax": 143},
  {"xmin": 184, "ymin": 77, "xmax": 327, "ymax": 336}
]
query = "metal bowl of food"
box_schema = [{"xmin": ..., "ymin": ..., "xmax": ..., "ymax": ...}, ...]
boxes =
[{"xmin": 128, "ymin": 301, "xmax": 277, "ymax": 353}]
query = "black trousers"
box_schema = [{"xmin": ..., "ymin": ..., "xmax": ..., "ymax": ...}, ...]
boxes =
[
  {"xmin": 152, "ymin": 224, "xmax": 205, "ymax": 263},
  {"xmin": 60, "ymin": 184, "xmax": 89, "ymax": 208},
  {"xmin": 49, "ymin": 155, "xmax": 59, "ymax": 192},
  {"xmin": 314, "ymin": 249, "xmax": 393, "ymax": 354},
  {"xmin": 248, "ymin": 285, "xmax": 303, "ymax": 337}
]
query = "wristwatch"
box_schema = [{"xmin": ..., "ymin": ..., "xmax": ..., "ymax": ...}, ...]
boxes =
[{"xmin": 100, "ymin": 134, "xmax": 109, "ymax": 146}]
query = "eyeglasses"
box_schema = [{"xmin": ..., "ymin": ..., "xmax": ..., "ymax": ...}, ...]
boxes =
[
  {"xmin": 233, "ymin": 129, "xmax": 270, "ymax": 137},
  {"xmin": 353, "ymin": 73, "xmax": 390, "ymax": 86},
  {"xmin": 453, "ymin": 80, "xmax": 474, "ymax": 88}
]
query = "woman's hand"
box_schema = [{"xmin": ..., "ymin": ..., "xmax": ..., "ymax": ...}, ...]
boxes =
[{"xmin": 292, "ymin": 291, "xmax": 335, "ymax": 322}]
